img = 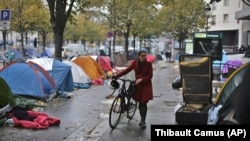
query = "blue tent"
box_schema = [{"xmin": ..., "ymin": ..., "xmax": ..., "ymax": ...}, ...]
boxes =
[
  {"xmin": 40, "ymin": 49, "xmax": 53, "ymax": 58},
  {"xmin": 25, "ymin": 48, "xmax": 39, "ymax": 58},
  {"xmin": 27, "ymin": 58, "xmax": 74, "ymax": 92},
  {"xmin": 0, "ymin": 62, "xmax": 56, "ymax": 101},
  {"xmin": 6, "ymin": 48, "xmax": 24, "ymax": 62},
  {"xmin": 51, "ymin": 59, "xmax": 74, "ymax": 92}
]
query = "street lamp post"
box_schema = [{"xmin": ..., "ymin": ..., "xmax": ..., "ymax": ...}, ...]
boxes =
[{"xmin": 205, "ymin": 4, "xmax": 211, "ymax": 32}]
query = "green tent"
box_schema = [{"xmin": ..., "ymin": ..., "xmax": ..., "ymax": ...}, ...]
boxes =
[{"xmin": 0, "ymin": 77, "xmax": 15, "ymax": 108}]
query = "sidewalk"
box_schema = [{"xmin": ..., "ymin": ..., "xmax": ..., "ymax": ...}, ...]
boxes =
[
  {"xmin": 69, "ymin": 61, "xmax": 183, "ymax": 141},
  {"xmin": 0, "ymin": 60, "xmax": 182, "ymax": 141}
]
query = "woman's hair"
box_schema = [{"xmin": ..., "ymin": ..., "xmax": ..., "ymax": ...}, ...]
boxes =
[{"xmin": 137, "ymin": 50, "xmax": 147, "ymax": 56}]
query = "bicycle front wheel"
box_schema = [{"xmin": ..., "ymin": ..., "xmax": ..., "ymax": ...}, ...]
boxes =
[
  {"xmin": 109, "ymin": 95, "xmax": 122, "ymax": 129},
  {"xmin": 127, "ymin": 98, "xmax": 138, "ymax": 120}
]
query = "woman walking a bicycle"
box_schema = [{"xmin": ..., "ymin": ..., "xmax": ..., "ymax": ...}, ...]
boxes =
[{"xmin": 113, "ymin": 49, "xmax": 153, "ymax": 128}]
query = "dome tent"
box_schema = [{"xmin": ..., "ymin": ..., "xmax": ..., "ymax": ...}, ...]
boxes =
[
  {"xmin": 0, "ymin": 62, "xmax": 56, "ymax": 101},
  {"xmin": 27, "ymin": 58, "xmax": 74, "ymax": 93},
  {"xmin": 0, "ymin": 77, "xmax": 15, "ymax": 117},
  {"xmin": 63, "ymin": 60, "xmax": 91, "ymax": 89},
  {"xmin": 72, "ymin": 56, "xmax": 105, "ymax": 80}
]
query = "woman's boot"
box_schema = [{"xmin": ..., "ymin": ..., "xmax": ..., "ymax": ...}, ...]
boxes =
[{"xmin": 138, "ymin": 104, "xmax": 147, "ymax": 129}]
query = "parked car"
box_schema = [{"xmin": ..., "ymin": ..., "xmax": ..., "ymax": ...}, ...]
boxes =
[{"xmin": 62, "ymin": 47, "xmax": 73, "ymax": 58}]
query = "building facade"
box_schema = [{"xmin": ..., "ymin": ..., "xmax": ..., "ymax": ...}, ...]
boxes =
[
  {"xmin": 207, "ymin": 0, "xmax": 242, "ymax": 48},
  {"xmin": 236, "ymin": 0, "xmax": 250, "ymax": 47}
]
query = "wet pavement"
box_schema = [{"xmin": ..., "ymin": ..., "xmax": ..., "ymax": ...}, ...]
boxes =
[{"xmin": 0, "ymin": 60, "xmax": 183, "ymax": 141}]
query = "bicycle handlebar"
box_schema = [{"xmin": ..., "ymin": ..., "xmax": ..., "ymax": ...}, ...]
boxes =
[{"xmin": 114, "ymin": 78, "xmax": 135, "ymax": 83}]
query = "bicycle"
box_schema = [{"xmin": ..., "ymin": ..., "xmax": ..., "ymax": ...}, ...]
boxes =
[{"xmin": 108, "ymin": 78, "xmax": 138, "ymax": 129}]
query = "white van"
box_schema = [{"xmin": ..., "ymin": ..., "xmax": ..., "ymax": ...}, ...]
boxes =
[
  {"xmin": 62, "ymin": 47, "xmax": 73, "ymax": 58},
  {"xmin": 62, "ymin": 43, "xmax": 86, "ymax": 58}
]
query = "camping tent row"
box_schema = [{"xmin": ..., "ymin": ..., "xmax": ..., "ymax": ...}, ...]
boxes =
[
  {"xmin": 5, "ymin": 48, "xmax": 54, "ymax": 60},
  {"xmin": 0, "ymin": 56, "xmax": 113, "ymax": 101}
]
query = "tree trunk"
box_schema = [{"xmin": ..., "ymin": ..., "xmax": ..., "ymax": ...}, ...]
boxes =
[
  {"xmin": 124, "ymin": 21, "xmax": 131, "ymax": 62},
  {"xmin": 25, "ymin": 32, "xmax": 28, "ymax": 45},
  {"xmin": 178, "ymin": 31, "xmax": 188, "ymax": 54},
  {"xmin": 133, "ymin": 34, "xmax": 136, "ymax": 51},
  {"xmin": 46, "ymin": 0, "xmax": 73, "ymax": 61},
  {"xmin": 112, "ymin": 31, "xmax": 117, "ymax": 66},
  {"xmin": 42, "ymin": 33, "xmax": 46, "ymax": 52},
  {"xmin": 108, "ymin": 40, "xmax": 111, "ymax": 58},
  {"xmin": 21, "ymin": 32, "xmax": 25, "ymax": 57},
  {"xmin": 54, "ymin": 31, "xmax": 64, "ymax": 61},
  {"xmin": 81, "ymin": 40, "xmax": 86, "ymax": 51},
  {"xmin": 139, "ymin": 39, "xmax": 142, "ymax": 49},
  {"xmin": 124, "ymin": 34, "xmax": 129, "ymax": 61}
]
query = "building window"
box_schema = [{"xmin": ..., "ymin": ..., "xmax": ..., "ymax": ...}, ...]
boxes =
[
  {"xmin": 211, "ymin": 15, "xmax": 216, "ymax": 25},
  {"xmin": 223, "ymin": 14, "xmax": 229, "ymax": 23},
  {"xmin": 212, "ymin": 2, "xmax": 216, "ymax": 10},
  {"xmin": 248, "ymin": 31, "xmax": 250, "ymax": 46},
  {"xmin": 224, "ymin": 0, "xmax": 229, "ymax": 6}
]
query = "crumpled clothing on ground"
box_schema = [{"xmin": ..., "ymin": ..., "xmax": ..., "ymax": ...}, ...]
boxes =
[
  {"xmin": 9, "ymin": 110, "xmax": 60, "ymax": 129},
  {"xmin": 207, "ymin": 104, "xmax": 223, "ymax": 125}
]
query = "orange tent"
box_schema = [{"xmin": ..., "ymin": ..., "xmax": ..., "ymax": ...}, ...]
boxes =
[{"xmin": 73, "ymin": 56, "xmax": 106, "ymax": 80}]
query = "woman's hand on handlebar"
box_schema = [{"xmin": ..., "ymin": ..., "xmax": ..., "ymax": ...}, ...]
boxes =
[{"xmin": 111, "ymin": 73, "xmax": 117, "ymax": 80}]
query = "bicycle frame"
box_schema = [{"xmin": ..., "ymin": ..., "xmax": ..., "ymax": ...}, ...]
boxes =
[
  {"xmin": 109, "ymin": 78, "xmax": 137, "ymax": 129},
  {"xmin": 117, "ymin": 78, "xmax": 134, "ymax": 110}
]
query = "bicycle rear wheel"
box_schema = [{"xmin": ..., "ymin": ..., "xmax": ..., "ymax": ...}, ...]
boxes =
[
  {"xmin": 109, "ymin": 95, "xmax": 122, "ymax": 129},
  {"xmin": 127, "ymin": 98, "xmax": 138, "ymax": 120}
]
